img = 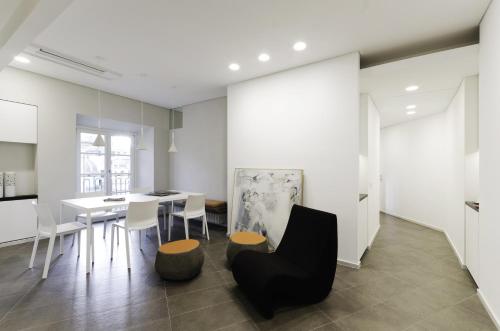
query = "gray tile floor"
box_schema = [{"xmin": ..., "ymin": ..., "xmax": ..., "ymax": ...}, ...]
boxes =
[{"xmin": 0, "ymin": 213, "xmax": 496, "ymax": 330}]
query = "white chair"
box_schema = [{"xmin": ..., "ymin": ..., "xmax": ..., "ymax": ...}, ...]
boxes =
[
  {"xmin": 170, "ymin": 195, "xmax": 209, "ymax": 241},
  {"xmin": 29, "ymin": 202, "xmax": 88, "ymax": 279},
  {"xmin": 110, "ymin": 198, "xmax": 161, "ymax": 269},
  {"xmin": 74, "ymin": 191, "xmax": 119, "ymax": 239},
  {"xmin": 130, "ymin": 187, "xmax": 168, "ymax": 230}
]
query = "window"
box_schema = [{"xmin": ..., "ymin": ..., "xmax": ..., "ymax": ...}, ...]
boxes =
[{"xmin": 77, "ymin": 129, "xmax": 134, "ymax": 195}]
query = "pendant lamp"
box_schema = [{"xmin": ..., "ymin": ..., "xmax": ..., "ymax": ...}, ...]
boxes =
[
  {"xmin": 168, "ymin": 109, "xmax": 178, "ymax": 153},
  {"xmin": 93, "ymin": 90, "xmax": 105, "ymax": 147}
]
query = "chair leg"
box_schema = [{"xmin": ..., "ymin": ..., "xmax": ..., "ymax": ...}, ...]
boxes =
[
  {"xmin": 184, "ymin": 216, "xmax": 189, "ymax": 239},
  {"xmin": 91, "ymin": 228, "xmax": 95, "ymax": 264},
  {"xmin": 203, "ymin": 213, "xmax": 210, "ymax": 240},
  {"xmin": 162, "ymin": 206, "xmax": 167, "ymax": 231},
  {"xmin": 29, "ymin": 233, "xmax": 40, "ymax": 269},
  {"xmin": 124, "ymin": 228, "xmax": 131, "ymax": 269},
  {"xmin": 59, "ymin": 234, "xmax": 64, "ymax": 255},
  {"xmin": 72, "ymin": 232, "xmax": 76, "ymax": 247},
  {"xmin": 110, "ymin": 225, "xmax": 115, "ymax": 260},
  {"xmin": 103, "ymin": 219, "xmax": 107, "ymax": 239},
  {"xmin": 168, "ymin": 214, "xmax": 172, "ymax": 242},
  {"xmin": 42, "ymin": 234, "xmax": 56, "ymax": 279},
  {"xmin": 77, "ymin": 231, "xmax": 81, "ymax": 257},
  {"xmin": 156, "ymin": 224, "xmax": 162, "ymax": 247}
]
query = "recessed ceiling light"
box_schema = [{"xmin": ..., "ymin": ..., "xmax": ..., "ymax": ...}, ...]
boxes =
[
  {"xmin": 406, "ymin": 104, "xmax": 417, "ymax": 110},
  {"xmin": 293, "ymin": 41, "xmax": 307, "ymax": 51},
  {"xmin": 258, "ymin": 53, "xmax": 270, "ymax": 62},
  {"xmin": 14, "ymin": 55, "xmax": 30, "ymax": 64},
  {"xmin": 405, "ymin": 85, "xmax": 419, "ymax": 92},
  {"xmin": 407, "ymin": 110, "xmax": 417, "ymax": 115},
  {"xmin": 228, "ymin": 63, "xmax": 240, "ymax": 71}
]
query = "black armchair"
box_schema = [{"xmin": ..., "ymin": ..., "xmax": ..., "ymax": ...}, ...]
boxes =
[{"xmin": 231, "ymin": 204, "xmax": 338, "ymax": 318}]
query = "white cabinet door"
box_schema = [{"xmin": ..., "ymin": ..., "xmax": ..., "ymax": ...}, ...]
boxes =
[
  {"xmin": 0, "ymin": 199, "xmax": 37, "ymax": 244},
  {"xmin": 358, "ymin": 198, "xmax": 368, "ymax": 259},
  {"xmin": 465, "ymin": 206, "xmax": 479, "ymax": 282},
  {"xmin": 0, "ymin": 100, "xmax": 37, "ymax": 144}
]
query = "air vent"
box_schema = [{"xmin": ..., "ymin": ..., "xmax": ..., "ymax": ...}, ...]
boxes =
[{"xmin": 25, "ymin": 45, "xmax": 122, "ymax": 80}]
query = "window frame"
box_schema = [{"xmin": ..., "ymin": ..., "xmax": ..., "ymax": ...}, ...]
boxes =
[{"xmin": 76, "ymin": 126, "xmax": 136, "ymax": 195}]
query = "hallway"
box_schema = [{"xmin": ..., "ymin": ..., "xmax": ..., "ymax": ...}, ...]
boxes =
[{"xmin": 324, "ymin": 213, "xmax": 496, "ymax": 330}]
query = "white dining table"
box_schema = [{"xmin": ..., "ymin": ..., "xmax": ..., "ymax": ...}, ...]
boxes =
[{"xmin": 60, "ymin": 191, "xmax": 198, "ymax": 274}]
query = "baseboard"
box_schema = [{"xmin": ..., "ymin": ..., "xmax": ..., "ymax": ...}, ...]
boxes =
[
  {"xmin": 337, "ymin": 259, "xmax": 360, "ymax": 269},
  {"xmin": 0, "ymin": 236, "xmax": 35, "ymax": 248},
  {"xmin": 444, "ymin": 231, "xmax": 465, "ymax": 268},
  {"xmin": 367, "ymin": 224, "xmax": 380, "ymax": 249},
  {"xmin": 477, "ymin": 289, "xmax": 500, "ymax": 330},
  {"xmin": 381, "ymin": 211, "xmax": 443, "ymax": 232}
]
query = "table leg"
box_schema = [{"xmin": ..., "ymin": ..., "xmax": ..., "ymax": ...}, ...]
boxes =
[{"xmin": 86, "ymin": 211, "xmax": 92, "ymax": 274}]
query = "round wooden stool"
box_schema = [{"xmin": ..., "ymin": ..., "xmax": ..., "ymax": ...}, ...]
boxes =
[
  {"xmin": 227, "ymin": 232, "xmax": 268, "ymax": 266},
  {"xmin": 155, "ymin": 239, "xmax": 204, "ymax": 280}
]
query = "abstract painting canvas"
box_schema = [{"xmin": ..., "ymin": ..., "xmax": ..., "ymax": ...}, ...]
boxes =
[{"xmin": 231, "ymin": 168, "xmax": 303, "ymax": 249}]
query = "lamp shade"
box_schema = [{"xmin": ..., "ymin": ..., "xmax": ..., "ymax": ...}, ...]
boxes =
[
  {"xmin": 168, "ymin": 131, "xmax": 177, "ymax": 153},
  {"xmin": 93, "ymin": 134, "xmax": 105, "ymax": 147}
]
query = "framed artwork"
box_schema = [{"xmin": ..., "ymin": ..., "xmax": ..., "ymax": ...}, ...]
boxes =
[{"xmin": 231, "ymin": 168, "xmax": 303, "ymax": 249}]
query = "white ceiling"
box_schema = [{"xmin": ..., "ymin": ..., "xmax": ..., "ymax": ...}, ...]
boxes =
[
  {"xmin": 361, "ymin": 45, "xmax": 479, "ymax": 128},
  {"xmin": 360, "ymin": 45, "xmax": 479, "ymax": 127},
  {"xmin": 8, "ymin": 0, "xmax": 490, "ymax": 108}
]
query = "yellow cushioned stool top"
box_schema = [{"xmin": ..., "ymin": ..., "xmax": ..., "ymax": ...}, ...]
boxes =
[
  {"xmin": 230, "ymin": 232, "xmax": 266, "ymax": 245},
  {"xmin": 159, "ymin": 239, "xmax": 200, "ymax": 254}
]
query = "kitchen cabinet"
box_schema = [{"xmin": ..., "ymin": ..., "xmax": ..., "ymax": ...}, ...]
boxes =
[
  {"xmin": 0, "ymin": 99, "xmax": 37, "ymax": 144},
  {"xmin": 0, "ymin": 197, "xmax": 38, "ymax": 244}
]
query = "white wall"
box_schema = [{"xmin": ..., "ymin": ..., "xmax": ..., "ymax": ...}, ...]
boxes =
[
  {"xmin": 367, "ymin": 96, "xmax": 381, "ymax": 247},
  {"xmin": 227, "ymin": 53, "xmax": 360, "ymax": 265},
  {"xmin": 0, "ymin": 67, "xmax": 170, "ymax": 218},
  {"xmin": 444, "ymin": 81, "xmax": 466, "ymax": 264},
  {"xmin": 169, "ymin": 97, "xmax": 227, "ymax": 200},
  {"xmin": 0, "ymin": 142, "xmax": 36, "ymax": 195},
  {"xmin": 381, "ymin": 112, "xmax": 450, "ymax": 230},
  {"xmin": 478, "ymin": 0, "xmax": 500, "ymax": 326}
]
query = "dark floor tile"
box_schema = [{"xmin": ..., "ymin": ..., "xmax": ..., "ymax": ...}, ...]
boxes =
[
  {"xmin": 335, "ymin": 302, "xmax": 417, "ymax": 331},
  {"xmin": 217, "ymin": 320, "xmax": 258, "ymax": 330},
  {"xmin": 458, "ymin": 295, "xmax": 491, "ymax": 318},
  {"xmin": 317, "ymin": 286, "xmax": 381, "ymax": 321},
  {"xmin": 165, "ymin": 270, "xmax": 223, "ymax": 296},
  {"xmin": 168, "ymin": 285, "xmax": 234, "ymax": 316},
  {"xmin": 171, "ymin": 300, "xmax": 250, "ymax": 331},
  {"xmin": 408, "ymin": 304, "xmax": 497, "ymax": 331},
  {"xmin": 256, "ymin": 309, "xmax": 330, "ymax": 331}
]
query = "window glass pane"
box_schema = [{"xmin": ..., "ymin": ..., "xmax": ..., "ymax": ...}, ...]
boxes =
[
  {"xmin": 111, "ymin": 135, "xmax": 131, "ymax": 155},
  {"xmin": 80, "ymin": 133, "xmax": 105, "ymax": 154},
  {"xmin": 111, "ymin": 155, "xmax": 131, "ymax": 174},
  {"xmin": 80, "ymin": 154, "xmax": 105, "ymax": 174}
]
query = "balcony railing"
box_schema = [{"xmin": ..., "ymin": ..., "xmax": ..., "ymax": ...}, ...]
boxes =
[{"xmin": 80, "ymin": 173, "xmax": 131, "ymax": 195}]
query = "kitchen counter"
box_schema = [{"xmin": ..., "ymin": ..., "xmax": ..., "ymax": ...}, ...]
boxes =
[
  {"xmin": 466, "ymin": 201, "xmax": 479, "ymax": 212},
  {"xmin": 0, "ymin": 194, "xmax": 38, "ymax": 202},
  {"xmin": 359, "ymin": 194, "xmax": 368, "ymax": 202}
]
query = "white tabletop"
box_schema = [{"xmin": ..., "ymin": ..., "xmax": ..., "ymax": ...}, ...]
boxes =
[{"xmin": 61, "ymin": 192, "xmax": 198, "ymax": 212}]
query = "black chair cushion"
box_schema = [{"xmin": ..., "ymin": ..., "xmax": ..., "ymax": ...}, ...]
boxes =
[{"xmin": 231, "ymin": 205, "xmax": 338, "ymax": 318}]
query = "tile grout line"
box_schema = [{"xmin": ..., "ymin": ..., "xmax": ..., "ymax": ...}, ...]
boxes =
[{"xmin": 164, "ymin": 281, "xmax": 174, "ymax": 331}]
